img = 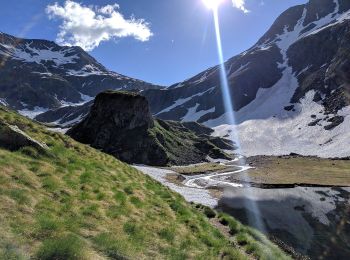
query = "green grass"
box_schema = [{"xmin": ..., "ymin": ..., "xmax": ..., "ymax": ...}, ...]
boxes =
[
  {"xmin": 0, "ymin": 106, "xmax": 290, "ymax": 259},
  {"xmin": 244, "ymin": 156, "xmax": 350, "ymax": 186},
  {"xmin": 36, "ymin": 234, "xmax": 85, "ymax": 260}
]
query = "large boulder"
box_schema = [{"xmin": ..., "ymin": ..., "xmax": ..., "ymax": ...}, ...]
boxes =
[
  {"xmin": 67, "ymin": 91, "xmax": 234, "ymax": 166},
  {"xmin": 0, "ymin": 122, "xmax": 48, "ymax": 152}
]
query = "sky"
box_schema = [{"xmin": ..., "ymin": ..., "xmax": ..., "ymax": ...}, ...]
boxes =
[{"xmin": 0, "ymin": 0, "xmax": 307, "ymax": 86}]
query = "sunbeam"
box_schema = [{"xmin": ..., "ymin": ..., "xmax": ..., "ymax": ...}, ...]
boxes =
[{"xmin": 210, "ymin": 7, "xmax": 267, "ymax": 233}]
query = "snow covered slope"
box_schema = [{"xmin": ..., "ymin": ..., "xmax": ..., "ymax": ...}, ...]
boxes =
[
  {"xmin": 0, "ymin": 32, "xmax": 162, "ymax": 116},
  {"xmin": 141, "ymin": 0, "xmax": 350, "ymax": 158}
]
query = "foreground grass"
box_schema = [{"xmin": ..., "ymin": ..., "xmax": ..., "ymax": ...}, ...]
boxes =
[
  {"xmin": 0, "ymin": 106, "xmax": 289, "ymax": 259},
  {"xmin": 243, "ymin": 156, "xmax": 350, "ymax": 186}
]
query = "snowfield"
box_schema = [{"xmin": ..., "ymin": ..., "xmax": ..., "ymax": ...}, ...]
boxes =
[
  {"xmin": 213, "ymin": 92, "xmax": 350, "ymax": 158},
  {"xmin": 208, "ymin": 1, "xmax": 350, "ymax": 158}
]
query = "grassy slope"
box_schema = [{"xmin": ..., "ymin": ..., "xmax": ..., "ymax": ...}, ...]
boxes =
[
  {"xmin": 0, "ymin": 106, "xmax": 289, "ymax": 260},
  {"xmin": 148, "ymin": 120, "xmax": 230, "ymax": 166}
]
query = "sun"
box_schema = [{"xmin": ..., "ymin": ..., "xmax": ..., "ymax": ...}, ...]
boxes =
[{"xmin": 202, "ymin": 0, "xmax": 225, "ymax": 10}]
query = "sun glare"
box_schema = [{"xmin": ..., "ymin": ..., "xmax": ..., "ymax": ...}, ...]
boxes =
[{"xmin": 202, "ymin": 0, "xmax": 224, "ymax": 10}]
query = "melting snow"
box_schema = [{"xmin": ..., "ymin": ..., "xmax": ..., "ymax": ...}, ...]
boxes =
[
  {"xmin": 212, "ymin": 91, "xmax": 350, "ymax": 158},
  {"xmin": 0, "ymin": 98, "xmax": 8, "ymax": 106},
  {"xmin": 0, "ymin": 42, "xmax": 78, "ymax": 67},
  {"xmin": 60, "ymin": 92, "xmax": 94, "ymax": 107},
  {"xmin": 181, "ymin": 104, "xmax": 215, "ymax": 122},
  {"xmin": 156, "ymin": 87, "xmax": 215, "ymax": 115},
  {"xmin": 18, "ymin": 106, "xmax": 49, "ymax": 119},
  {"xmin": 58, "ymin": 113, "xmax": 85, "ymax": 127},
  {"xmin": 66, "ymin": 64, "xmax": 115, "ymax": 77}
]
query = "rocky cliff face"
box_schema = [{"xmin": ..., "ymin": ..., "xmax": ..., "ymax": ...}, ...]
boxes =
[
  {"xmin": 67, "ymin": 91, "xmax": 234, "ymax": 166},
  {"xmin": 0, "ymin": 32, "xmax": 162, "ymax": 114}
]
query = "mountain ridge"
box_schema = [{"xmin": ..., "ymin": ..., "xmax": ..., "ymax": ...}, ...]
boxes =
[{"xmin": 0, "ymin": 31, "xmax": 162, "ymax": 115}]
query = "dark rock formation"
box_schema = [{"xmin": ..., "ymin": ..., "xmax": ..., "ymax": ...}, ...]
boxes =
[{"xmin": 67, "ymin": 91, "xmax": 234, "ymax": 166}]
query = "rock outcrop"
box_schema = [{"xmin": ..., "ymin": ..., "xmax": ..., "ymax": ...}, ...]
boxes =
[
  {"xmin": 0, "ymin": 121, "xmax": 48, "ymax": 152},
  {"xmin": 67, "ymin": 91, "xmax": 234, "ymax": 166}
]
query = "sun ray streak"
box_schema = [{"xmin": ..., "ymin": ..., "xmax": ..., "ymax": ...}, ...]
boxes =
[{"xmin": 211, "ymin": 8, "xmax": 267, "ymax": 233}]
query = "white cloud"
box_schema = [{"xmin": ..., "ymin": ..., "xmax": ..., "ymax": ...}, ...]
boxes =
[
  {"xmin": 232, "ymin": 0, "xmax": 250, "ymax": 13},
  {"xmin": 46, "ymin": 1, "xmax": 153, "ymax": 51}
]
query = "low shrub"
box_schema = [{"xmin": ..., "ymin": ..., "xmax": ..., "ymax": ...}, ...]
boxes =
[{"xmin": 36, "ymin": 234, "xmax": 85, "ymax": 260}]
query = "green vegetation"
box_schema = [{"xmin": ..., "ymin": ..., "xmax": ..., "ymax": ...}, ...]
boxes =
[
  {"xmin": 149, "ymin": 120, "xmax": 231, "ymax": 165},
  {"xmin": 0, "ymin": 106, "xmax": 290, "ymax": 259},
  {"xmin": 217, "ymin": 212, "xmax": 289, "ymax": 260},
  {"xmin": 244, "ymin": 156, "xmax": 350, "ymax": 186}
]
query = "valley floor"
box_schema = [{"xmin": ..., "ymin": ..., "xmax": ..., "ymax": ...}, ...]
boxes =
[{"xmin": 136, "ymin": 155, "xmax": 350, "ymax": 259}]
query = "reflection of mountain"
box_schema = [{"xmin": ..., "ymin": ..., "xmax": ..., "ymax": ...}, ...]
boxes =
[{"xmin": 218, "ymin": 187, "xmax": 350, "ymax": 259}]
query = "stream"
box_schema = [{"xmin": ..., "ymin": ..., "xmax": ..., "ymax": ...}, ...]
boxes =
[{"xmin": 135, "ymin": 162, "xmax": 350, "ymax": 259}]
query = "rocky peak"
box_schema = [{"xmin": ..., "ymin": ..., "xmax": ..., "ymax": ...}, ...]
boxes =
[
  {"xmin": 257, "ymin": 0, "xmax": 348, "ymax": 46},
  {"xmin": 85, "ymin": 90, "xmax": 154, "ymax": 131},
  {"xmin": 67, "ymin": 91, "xmax": 233, "ymax": 166}
]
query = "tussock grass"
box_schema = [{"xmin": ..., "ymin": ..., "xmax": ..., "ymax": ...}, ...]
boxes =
[{"xmin": 0, "ymin": 106, "xmax": 290, "ymax": 259}]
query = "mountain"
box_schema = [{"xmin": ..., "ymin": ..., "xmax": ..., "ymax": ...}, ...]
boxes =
[
  {"xmin": 67, "ymin": 91, "xmax": 234, "ymax": 166},
  {"xmin": 0, "ymin": 32, "xmax": 162, "ymax": 117},
  {"xmin": 141, "ymin": 0, "xmax": 350, "ymax": 158}
]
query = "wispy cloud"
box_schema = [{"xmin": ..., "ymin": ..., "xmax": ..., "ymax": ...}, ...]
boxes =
[
  {"xmin": 46, "ymin": 1, "xmax": 153, "ymax": 51},
  {"xmin": 232, "ymin": 0, "xmax": 250, "ymax": 13}
]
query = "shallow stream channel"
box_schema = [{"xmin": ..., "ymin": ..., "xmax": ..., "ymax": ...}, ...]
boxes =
[{"xmin": 134, "ymin": 160, "xmax": 350, "ymax": 259}]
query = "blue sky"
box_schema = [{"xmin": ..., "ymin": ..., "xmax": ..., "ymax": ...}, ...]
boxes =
[{"xmin": 0, "ymin": 0, "xmax": 307, "ymax": 86}]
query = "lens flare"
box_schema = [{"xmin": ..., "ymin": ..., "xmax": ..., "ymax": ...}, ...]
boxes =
[
  {"xmin": 202, "ymin": 0, "xmax": 225, "ymax": 10},
  {"xmin": 210, "ymin": 8, "xmax": 267, "ymax": 233}
]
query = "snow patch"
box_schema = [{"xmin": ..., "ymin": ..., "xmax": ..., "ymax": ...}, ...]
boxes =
[
  {"xmin": 60, "ymin": 92, "xmax": 94, "ymax": 107},
  {"xmin": 156, "ymin": 87, "xmax": 215, "ymax": 115},
  {"xmin": 66, "ymin": 64, "xmax": 116, "ymax": 77},
  {"xmin": 0, "ymin": 42, "xmax": 78, "ymax": 67},
  {"xmin": 181, "ymin": 104, "xmax": 215, "ymax": 122},
  {"xmin": 0, "ymin": 98, "xmax": 8, "ymax": 106},
  {"xmin": 18, "ymin": 106, "xmax": 49, "ymax": 119},
  {"xmin": 58, "ymin": 113, "xmax": 85, "ymax": 127}
]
